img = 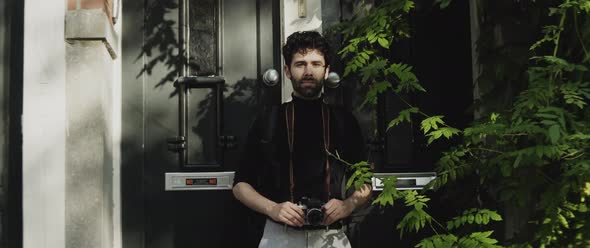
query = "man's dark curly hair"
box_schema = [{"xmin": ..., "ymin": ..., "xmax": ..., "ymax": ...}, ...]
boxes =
[{"xmin": 282, "ymin": 31, "xmax": 331, "ymax": 67}]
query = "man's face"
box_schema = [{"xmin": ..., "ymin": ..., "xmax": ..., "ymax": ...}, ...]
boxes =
[{"xmin": 285, "ymin": 49, "xmax": 330, "ymax": 98}]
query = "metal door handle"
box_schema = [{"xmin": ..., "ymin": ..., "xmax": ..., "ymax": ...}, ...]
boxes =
[
  {"xmin": 326, "ymin": 72, "xmax": 341, "ymax": 88},
  {"xmin": 262, "ymin": 69, "xmax": 279, "ymax": 86}
]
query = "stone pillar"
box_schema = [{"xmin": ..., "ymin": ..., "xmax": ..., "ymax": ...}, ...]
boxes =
[{"xmin": 64, "ymin": 7, "xmax": 120, "ymax": 248}]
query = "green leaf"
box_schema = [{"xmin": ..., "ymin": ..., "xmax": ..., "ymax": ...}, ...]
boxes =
[
  {"xmin": 367, "ymin": 32, "xmax": 376, "ymax": 43},
  {"xmin": 490, "ymin": 112, "xmax": 499, "ymax": 123},
  {"xmin": 397, "ymin": 207, "xmax": 432, "ymax": 236},
  {"xmin": 489, "ymin": 212, "xmax": 502, "ymax": 221},
  {"xmin": 439, "ymin": 0, "xmax": 452, "ymax": 9},
  {"xmin": 360, "ymin": 80, "xmax": 392, "ymax": 109},
  {"xmin": 558, "ymin": 214, "xmax": 569, "ymax": 228},
  {"xmin": 447, "ymin": 221, "xmax": 454, "ymax": 230},
  {"xmin": 468, "ymin": 214, "xmax": 475, "ymax": 224},
  {"xmin": 432, "ymin": 237, "xmax": 443, "ymax": 248},
  {"xmin": 360, "ymin": 52, "xmax": 370, "ymax": 60},
  {"xmin": 377, "ymin": 37, "xmax": 390, "ymax": 49},
  {"xmin": 548, "ymin": 125, "xmax": 560, "ymax": 144},
  {"xmin": 513, "ymin": 154, "xmax": 522, "ymax": 168},
  {"xmin": 387, "ymin": 107, "xmax": 419, "ymax": 130},
  {"xmin": 372, "ymin": 176, "xmax": 399, "ymax": 207},
  {"xmin": 421, "ymin": 116, "xmax": 445, "ymax": 134},
  {"xmin": 426, "ymin": 127, "xmax": 460, "ymax": 144},
  {"xmin": 482, "ymin": 214, "xmax": 490, "ymax": 224},
  {"xmin": 403, "ymin": 0, "xmax": 415, "ymax": 12}
]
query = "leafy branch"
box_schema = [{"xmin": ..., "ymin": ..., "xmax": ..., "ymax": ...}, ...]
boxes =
[{"xmin": 336, "ymin": 0, "xmax": 590, "ymax": 247}]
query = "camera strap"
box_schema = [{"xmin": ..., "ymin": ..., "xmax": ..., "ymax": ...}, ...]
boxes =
[{"xmin": 285, "ymin": 101, "xmax": 331, "ymax": 203}]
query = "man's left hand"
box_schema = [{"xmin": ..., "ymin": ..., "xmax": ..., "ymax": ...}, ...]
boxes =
[{"xmin": 322, "ymin": 198, "xmax": 355, "ymax": 226}]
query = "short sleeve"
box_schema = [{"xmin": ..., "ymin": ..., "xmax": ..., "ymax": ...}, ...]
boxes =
[{"xmin": 233, "ymin": 116, "xmax": 263, "ymax": 188}]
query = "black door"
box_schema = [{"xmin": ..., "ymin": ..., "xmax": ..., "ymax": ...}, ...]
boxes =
[{"xmin": 122, "ymin": 0, "xmax": 281, "ymax": 247}]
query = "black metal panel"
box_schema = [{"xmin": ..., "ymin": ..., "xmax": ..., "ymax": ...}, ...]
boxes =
[
  {"xmin": 172, "ymin": 0, "xmax": 279, "ymax": 247},
  {"xmin": 121, "ymin": 0, "xmax": 147, "ymax": 247},
  {"xmin": 379, "ymin": 93, "xmax": 415, "ymax": 170},
  {"xmin": 5, "ymin": 0, "xmax": 24, "ymax": 247},
  {"xmin": 172, "ymin": 191, "xmax": 262, "ymax": 247}
]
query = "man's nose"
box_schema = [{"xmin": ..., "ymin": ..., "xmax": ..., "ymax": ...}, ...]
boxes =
[{"xmin": 303, "ymin": 65, "xmax": 313, "ymax": 75}]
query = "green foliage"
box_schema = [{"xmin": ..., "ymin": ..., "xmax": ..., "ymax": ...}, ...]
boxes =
[
  {"xmin": 430, "ymin": 148, "xmax": 470, "ymax": 189},
  {"xmin": 337, "ymin": 0, "xmax": 590, "ymax": 247},
  {"xmin": 388, "ymin": 63, "xmax": 425, "ymax": 93},
  {"xmin": 446, "ymin": 209, "xmax": 502, "ymax": 230},
  {"xmin": 457, "ymin": 231, "xmax": 502, "ymax": 248},
  {"xmin": 328, "ymin": 150, "xmax": 374, "ymax": 191},
  {"xmin": 372, "ymin": 176, "xmax": 400, "ymax": 206},
  {"xmin": 416, "ymin": 231, "xmax": 503, "ymax": 248},
  {"xmin": 387, "ymin": 107, "xmax": 419, "ymax": 130},
  {"xmin": 396, "ymin": 191, "xmax": 433, "ymax": 237},
  {"xmin": 333, "ymin": 0, "xmax": 416, "ymax": 109},
  {"xmin": 346, "ymin": 161, "xmax": 374, "ymax": 190},
  {"xmin": 430, "ymin": 0, "xmax": 590, "ymax": 245},
  {"xmin": 416, "ymin": 234, "xmax": 458, "ymax": 248}
]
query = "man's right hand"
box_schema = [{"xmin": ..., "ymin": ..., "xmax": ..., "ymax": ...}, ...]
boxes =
[
  {"xmin": 232, "ymin": 183, "xmax": 305, "ymax": 227},
  {"xmin": 267, "ymin": 201, "xmax": 305, "ymax": 227}
]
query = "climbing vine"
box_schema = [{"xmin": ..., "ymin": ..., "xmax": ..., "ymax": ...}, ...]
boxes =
[{"xmin": 336, "ymin": 0, "xmax": 590, "ymax": 247}]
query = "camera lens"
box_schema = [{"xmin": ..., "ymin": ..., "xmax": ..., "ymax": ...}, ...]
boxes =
[{"xmin": 306, "ymin": 208, "xmax": 324, "ymax": 226}]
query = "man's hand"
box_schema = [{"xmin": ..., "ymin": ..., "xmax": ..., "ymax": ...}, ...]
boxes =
[
  {"xmin": 322, "ymin": 198, "xmax": 355, "ymax": 226},
  {"xmin": 267, "ymin": 201, "xmax": 305, "ymax": 227}
]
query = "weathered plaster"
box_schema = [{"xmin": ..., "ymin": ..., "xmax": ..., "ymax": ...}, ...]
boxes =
[{"xmin": 22, "ymin": 0, "xmax": 67, "ymax": 247}]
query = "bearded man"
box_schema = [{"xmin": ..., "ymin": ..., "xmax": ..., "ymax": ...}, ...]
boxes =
[{"xmin": 233, "ymin": 31, "xmax": 371, "ymax": 248}]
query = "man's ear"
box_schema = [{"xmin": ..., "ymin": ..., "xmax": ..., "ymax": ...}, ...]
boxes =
[
  {"xmin": 284, "ymin": 64, "xmax": 292, "ymax": 79},
  {"xmin": 324, "ymin": 65, "xmax": 330, "ymax": 80}
]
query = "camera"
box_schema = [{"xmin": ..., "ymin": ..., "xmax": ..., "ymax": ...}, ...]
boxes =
[{"xmin": 297, "ymin": 197, "xmax": 325, "ymax": 226}]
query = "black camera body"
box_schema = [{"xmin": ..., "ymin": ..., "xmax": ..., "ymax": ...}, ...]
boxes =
[{"xmin": 298, "ymin": 197, "xmax": 325, "ymax": 226}]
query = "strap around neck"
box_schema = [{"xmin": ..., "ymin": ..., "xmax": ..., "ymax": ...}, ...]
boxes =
[{"xmin": 285, "ymin": 102, "xmax": 332, "ymax": 202}]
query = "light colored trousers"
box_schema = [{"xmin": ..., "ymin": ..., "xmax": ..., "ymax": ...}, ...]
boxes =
[{"xmin": 258, "ymin": 219, "xmax": 352, "ymax": 248}]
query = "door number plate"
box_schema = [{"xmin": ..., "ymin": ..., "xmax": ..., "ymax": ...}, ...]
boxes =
[
  {"xmin": 372, "ymin": 172, "xmax": 437, "ymax": 191},
  {"xmin": 165, "ymin": 172, "xmax": 235, "ymax": 191}
]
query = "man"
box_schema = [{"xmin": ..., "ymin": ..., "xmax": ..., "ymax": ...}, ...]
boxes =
[{"xmin": 233, "ymin": 31, "xmax": 371, "ymax": 248}]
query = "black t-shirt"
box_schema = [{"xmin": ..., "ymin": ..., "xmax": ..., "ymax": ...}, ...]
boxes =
[{"xmin": 234, "ymin": 96, "xmax": 366, "ymax": 204}]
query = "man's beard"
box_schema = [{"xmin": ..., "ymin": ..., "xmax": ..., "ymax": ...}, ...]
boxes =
[{"xmin": 293, "ymin": 77, "xmax": 323, "ymax": 98}]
